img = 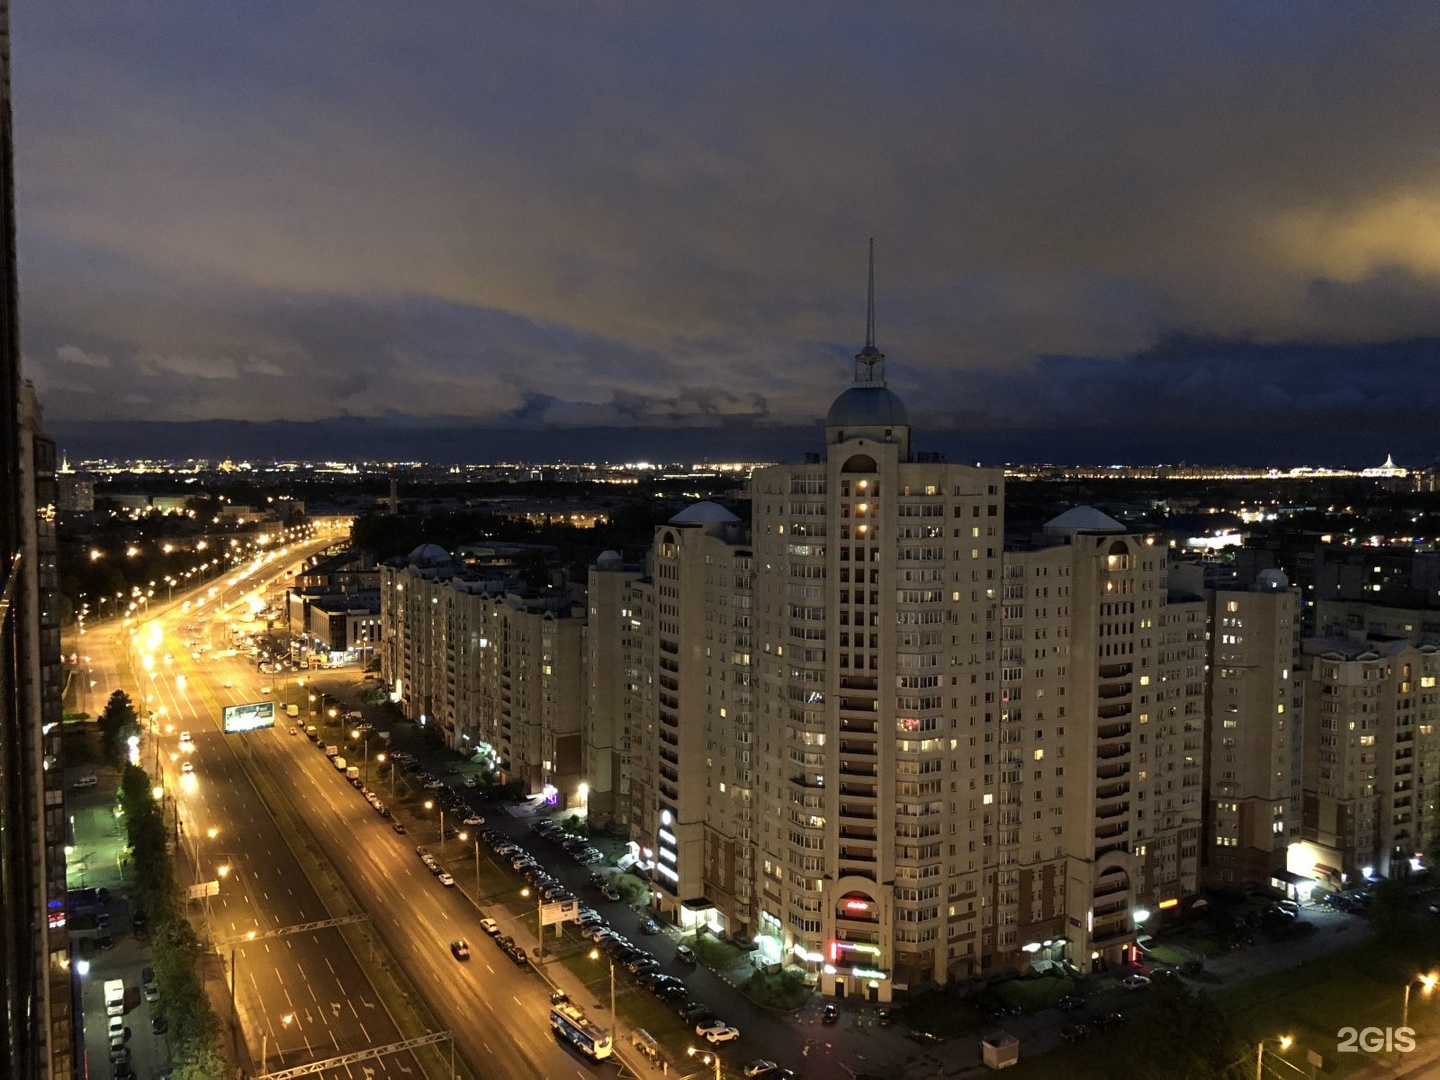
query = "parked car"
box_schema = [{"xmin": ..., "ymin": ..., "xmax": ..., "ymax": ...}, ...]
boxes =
[
  {"xmin": 479, "ymin": 918, "xmax": 500, "ymax": 937},
  {"xmin": 1057, "ymin": 994, "xmax": 1085, "ymax": 1012},
  {"xmin": 675, "ymin": 944, "xmax": 697, "ymax": 964},
  {"xmin": 1060, "ymin": 1023, "xmax": 1091, "ymax": 1043},
  {"xmin": 703, "ymin": 1025, "xmax": 741, "ymax": 1045},
  {"xmin": 1120, "ymin": 974, "xmax": 1151, "ymax": 991}
]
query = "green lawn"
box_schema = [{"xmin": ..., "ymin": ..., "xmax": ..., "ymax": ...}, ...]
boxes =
[
  {"xmin": 892, "ymin": 990, "xmax": 982, "ymax": 1039},
  {"xmin": 994, "ymin": 975, "xmax": 1076, "ymax": 1013},
  {"xmin": 681, "ymin": 931, "xmax": 745, "ymax": 972},
  {"xmin": 1145, "ymin": 944, "xmax": 1187, "ymax": 966}
]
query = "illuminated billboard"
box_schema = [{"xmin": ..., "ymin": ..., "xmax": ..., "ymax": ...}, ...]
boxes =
[{"xmin": 222, "ymin": 700, "xmax": 276, "ymax": 733}]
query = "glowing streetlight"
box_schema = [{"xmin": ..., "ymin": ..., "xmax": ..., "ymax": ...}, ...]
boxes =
[
  {"xmin": 1403, "ymin": 972, "xmax": 1438, "ymax": 1028},
  {"xmin": 1254, "ymin": 1035, "xmax": 1293, "ymax": 1080}
]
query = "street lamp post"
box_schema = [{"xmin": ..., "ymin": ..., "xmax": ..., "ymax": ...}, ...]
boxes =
[
  {"xmin": 522, "ymin": 887, "xmax": 545, "ymax": 957},
  {"xmin": 1402, "ymin": 973, "xmax": 1438, "ymax": 1029},
  {"xmin": 688, "ymin": 1046, "xmax": 722, "ymax": 1080},
  {"xmin": 350, "ymin": 728, "xmax": 371, "ymax": 782},
  {"xmin": 1255, "ymin": 1035, "xmax": 1293, "ymax": 1080},
  {"xmin": 589, "ymin": 948, "xmax": 616, "ymax": 1021}
]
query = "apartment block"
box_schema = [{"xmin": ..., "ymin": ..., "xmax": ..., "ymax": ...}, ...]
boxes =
[
  {"xmin": 380, "ymin": 546, "xmax": 586, "ymax": 803},
  {"xmin": 1201, "ymin": 571, "xmax": 1304, "ymax": 886},
  {"xmin": 1295, "ymin": 634, "xmax": 1440, "ymax": 883}
]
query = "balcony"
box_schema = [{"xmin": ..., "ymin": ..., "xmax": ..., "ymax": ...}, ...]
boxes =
[
  {"xmin": 1096, "ymin": 781, "xmax": 1130, "ymax": 801},
  {"xmin": 1098, "ymin": 702, "xmax": 1131, "ymax": 721},
  {"xmin": 839, "ymin": 825, "xmax": 877, "ymax": 842},
  {"xmin": 838, "ymin": 782, "xmax": 876, "ymax": 799},
  {"xmin": 840, "ymin": 675, "xmax": 878, "ymax": 692},
  {"xmin": 840, "ymin": 762, "xmax": 878, "ymax": 778},
  {"xmin": 839, "ymin": 803, "xmax": 877, "ymax": 821},
  {"xmin": 1096, "ymin": 743, "xmax": 1130, "ymax": 760},
  {"xmin": 1095, "ymin": 822, "xmax": 1129, "ymax": 841},
  {"xmin": 839, "ymin": 847, "xmax": 878, "ymax": 864},
  {"xmin": 1095, "ymin": 841, "xmax": 1130, "ymax": 859},
  {"xmin": 841, "ymin": 717, "xmax": 878, "ymax": 734},
  {"xmin": 1091, "ymin": 920, "xmax": 1132, "ymax": 946},
  {"xmin": 1096, "ymin": 761, "xmax": 1130, "ymax": 780},
  {"xmin": 839, "ymin": 697, "xmax": 879, "ymax": 714},
  {"xmin": 1094, "ymin": 877, "xmax": 1130, "ymax": 899},
  {"xmin": 1098, "ymin": 722, "xmax": 1132, "ymax": 741},
  {"xmin": 1094, "ymin": 898, "xmax": 1128, "ymax": 919},
  {"xmin": 839, "ymin": 740, "xmax": 877, "ymax": 758},
  {"xmin": 791, "ymin": 774, "xmax": 825, "ymax": 790},
  {"xmin": 1097, "ymin": 681, "xmax": 1132, "ymax": 700},
  {"xmin": 1096, "ymin": 803, "xmax": 1129, "ymax": 820},
  {"xmin": 1098, "ymin": 662, "xmax": 1133, "ymax": 679}
]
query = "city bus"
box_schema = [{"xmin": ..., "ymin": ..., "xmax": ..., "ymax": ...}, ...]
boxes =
[{"xmin": 549, "ymin": 1002, "xmax": 612, "ymax": 1060}]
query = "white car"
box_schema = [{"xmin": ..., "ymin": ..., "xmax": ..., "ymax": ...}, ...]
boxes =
[
  {"xmin": 438, "ymin": 872, "xmax": 456, "ymax": 887},
  {"xmin": 703, "ymin": 1025, "xmax": 741, "ymax": 1045},
  {"xmin": 463, "ymin": 814, "xmax": 485, "ymax": 826},
  {"xmin": 479, "ymin": 918, "xmax": 500, "ymax": 936},
  {"xmin": 1120, "ymin": 974, "xmax": 1151, "ymax": 991},
  {"xmin": 108, "ymin": 1016, "xmax": 125, "ymax": 1040},
  {"xmin": 260, "ymin": 686, "xmax": 271, "ymax": 694},
  {"xmin": 181, "ymin": 761, "xmax": 194, "ymax": 774},
  {"xmin": 178, "ymin": 731, "xmax": 192, "ymax": 747},
  {"xmin": 744, "ymin": 1064, "xmax": 778, "ymax": 1079}
]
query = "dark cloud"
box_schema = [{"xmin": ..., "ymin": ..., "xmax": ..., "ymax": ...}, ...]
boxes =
[{"xmin": 13, "ymin": 3, "xmax": 1440, "ymax": 461}]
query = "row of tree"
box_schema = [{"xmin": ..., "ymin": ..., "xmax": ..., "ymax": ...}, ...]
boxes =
[{"xmin": 110, "ymin": 692, "xmax": 228, "ymax": 1079}]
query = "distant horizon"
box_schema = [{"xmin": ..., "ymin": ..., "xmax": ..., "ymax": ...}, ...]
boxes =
[{"xmin": 48, "ymin": 416, "xmax": 1437, "ymax": 473}]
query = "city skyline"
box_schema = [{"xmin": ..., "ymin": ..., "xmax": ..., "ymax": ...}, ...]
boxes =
[{"xmin": 14, "ymin": 5, "xmax": 1440, "ymax": 463}]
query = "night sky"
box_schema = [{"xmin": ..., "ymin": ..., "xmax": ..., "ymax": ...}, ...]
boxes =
[{"xmin": 15, "ymin": 4, "xmax": 1440, "ymax": 465}]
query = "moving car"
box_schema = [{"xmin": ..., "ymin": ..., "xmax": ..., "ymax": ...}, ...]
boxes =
[
  {"xmin": 744, "ymin": 1063, "xmax": 779, "ymax": 1078},
  {"xmin": 181, "ymin": 762, "xmax": 194, "ymax": 774},
  {"xmin": 1120, "ymin": 974, "xmax": 1151, "ymax": 991},
  {"xmin": 822, "ymin": 1003, "xmax": 839, "ymax": 1025},
  {"xmin": 450, "ymin": 940, "xmax": 470, "ymax": 961},
  {"xmin": 675, "ymin": 945, "xmax": 697, "ymax": 964}
]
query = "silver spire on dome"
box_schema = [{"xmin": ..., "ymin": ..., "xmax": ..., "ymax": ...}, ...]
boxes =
[{"xmin": 853, "ymin": 238, "xmax": 885, "ymax": 386}]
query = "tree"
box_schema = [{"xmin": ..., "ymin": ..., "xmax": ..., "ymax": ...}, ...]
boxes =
[
  {"xmin": 1097, "ymin": 984, "xmax": 1248, "ymax": 1079},
  {"xmin": 99, "ymin": 690, "xmax": 139, "ymax": 766}
]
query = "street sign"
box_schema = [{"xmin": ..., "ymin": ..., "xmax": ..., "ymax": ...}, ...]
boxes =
[
  {"xmin": 186, "ymin": 880, "xmax": 220, "ymax": 900},
  {"xmin": 540, "ymin": 899, "xmax": 579, "ymax": 927}
]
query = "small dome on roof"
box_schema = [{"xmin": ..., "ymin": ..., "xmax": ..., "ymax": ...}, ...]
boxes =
[
  {"xmin": 1043, "ymin": 506, "xmax": 1126, "ymax": 534},
  {"xmin": 669, "ymin": 501, "xmax": 740, "ymax": 525},
  {"xmin": 407, "ymin": 542, "xmax": 452, "ymax": 563},
  {"xmin": 596, "ymin": 549, "xmax": 624, "ymax": 568},
  {"xmin": 826, "ymin": 385, "xmax": 910, "ymax": 429}
]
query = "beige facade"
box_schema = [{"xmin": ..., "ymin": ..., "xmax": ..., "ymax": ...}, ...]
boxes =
[
  {"xmin": 1297, "ymin": 635, "xmax": 1440, "ymax": 882},
  {"xmin": 1202, "ymin": 573, "xmax": 1303, "ymax": 886},
  {"xmin": 380, "ymin": 553, "xmax": 586, "ymax": 803}
]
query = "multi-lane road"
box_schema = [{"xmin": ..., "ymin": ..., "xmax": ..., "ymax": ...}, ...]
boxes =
[{"xmin": 92, "ymin": 534, "xmax": 603, "ymax": 1080}]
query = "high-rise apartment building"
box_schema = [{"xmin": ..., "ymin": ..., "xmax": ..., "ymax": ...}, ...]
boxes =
[
  {"xmin": 380, "ymin": 546, "xmax": 587, "ymax": 802},
  {"xmin": 0, "ymin": 1, "xmax": 74, "ymax": 1071},
  {"xmin": 1294, "ymin": 634, "xmax": 1440, "ymax": 883},
  {"xmin": 1201, "ymin": 571, "xmax": 1303, "ymax": 886}
]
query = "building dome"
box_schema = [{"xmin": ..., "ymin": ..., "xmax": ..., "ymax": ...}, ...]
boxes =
[
  {"xmin": 596, "ymin": 549, "xmax": 624, "ymax": 568},
  {"xmin": 407, "ymin": 542, "xmax": 451, "ymax": 564},
  {"xmin": 669, "ymin": 501, "xmax": 740, "ymax": 526},
  {"xmin": 825, "ymin": 384, "xmax": 910, "ymax": 429}
]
